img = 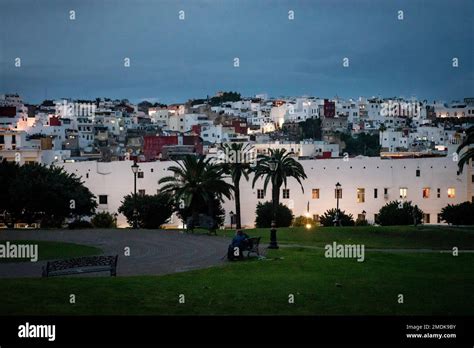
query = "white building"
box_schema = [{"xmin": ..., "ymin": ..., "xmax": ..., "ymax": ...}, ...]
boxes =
[{"xmin": 60, "ymin": 156, "xmax": 472, "ymax": 228}]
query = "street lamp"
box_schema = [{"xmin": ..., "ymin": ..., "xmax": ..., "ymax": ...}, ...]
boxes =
[
  {"xmin": 268, "ymin": 157, "xmax": 279, "ymax": 249},
  {"xmin": 229, "ymin": 211, "xmax": 235, "ymax": 230},
  {"xmin": 334, "ymin": 182, "xmax": 342, "ymax": 227},
  {"xmin": 131, "ymin": 161, "xmax": 139, "ymax": 229}
]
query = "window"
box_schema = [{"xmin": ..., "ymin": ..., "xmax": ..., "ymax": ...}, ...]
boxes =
[
  {"xmin": 257, "ymin": 189, "xmax": 265, "ymax": 199},
  {"xmin": 98, "ymin": 195, "xmax": 108, "ymax": 205},
  {"xmin": 357, "ymin": 188, "xmax": 365, "ymax": 203},
  {"xmin": 447, "ymin": 188, "xmax": 455, "ymax": 198},
  {"xmin": 384, "ymin": 188, "xmax": 388, "ymax": 196},
  {"xmin": 416, "ymin": 169, "xmax": 420, "ymax": 177},
  {"xmin": 137, "ymin": 171, "xmax": 144, "ymax": 179},
  {"xmin": 335, "ymin": 188, "xmax": 342, "ymax": 199},
  {"xmin": 423, "ymin": 213, "xmax": 430, "ymax": 224},
  {"xmin": 374, "ymin": 188, "xmax": 378, "ymax": 199},
  {"xmin": 422, "ymin": 188, "xmax": 430, "ymax": 199},
  {"xmin": 437, "ymin": 214, "xmax": 442, "ymax": 223},
  {"xmin": 138, "ymin": 189, "xmax": 145, "ymax": 197},
  {"xmin": 283, "ymin": 189, "xmax": 290, "ymax": 199},
  {"xmin": 399, "ymin": 187, "xmax": 407, "ymax": 199},
  {"xmin": 472, "ymin": 174, "xmax": 474, "ymax": 183},
  {"xmin": 313, "ymin": 214, "xmax": 320, "ymax": 223},
  {"xmin": 437, "ymin": 188, "xmax": 441, "ymax": 198},
  {"xmin": 86, "ymin": 173, "xmax": 89, "ymax": 179},
  {"xmin": 374, "ymin": 213, "xmax": 379, "ymax": 223},
  {"xmin": 312, "ymin": 189, "xmax": 320, "ymax": 199}
]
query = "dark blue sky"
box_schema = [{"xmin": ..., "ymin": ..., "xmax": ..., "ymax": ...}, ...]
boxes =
[{"xmin": 1, "ymin": 0, "xmax": 473, "ymax": 104}]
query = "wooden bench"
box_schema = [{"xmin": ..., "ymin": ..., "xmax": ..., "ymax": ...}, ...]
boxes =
[
  {"xmin": 14, "ymin": 222, "xmax": 40, "ymax": 229},
  {"xmin": 42, "ymin": 255, "xmax": 118, "ymax": 277},
  {"xmin": 242, "ymin": 237, "xmax": 261, "ymax": 257},
  {"xmin": 186, "ymin": 214, "xmax": 216, "ymax": 235}
]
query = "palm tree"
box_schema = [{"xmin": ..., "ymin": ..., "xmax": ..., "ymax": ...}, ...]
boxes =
[
  {"xmin": 219, "ymin": 142, "xmax": 253, "ymax": 229},
  {"xmin": 158, "ymin": 155, "xmax": 233, "ymax": 229},
  {"xmin": 252, "ymin": 149, "xmax": 307, "ymax": 245},
  {"xmin": 457, "ymin": 125, "xmax": 474, "ymax": 174}
]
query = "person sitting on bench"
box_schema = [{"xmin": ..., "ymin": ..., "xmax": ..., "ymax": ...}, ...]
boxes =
[
  {"xmin": 227, "ymin": 230, "xmax": 249, "ymax": 260},
  {"xmin": 232, "ymin": 229, "xmax": 249, "ymax": 248}
]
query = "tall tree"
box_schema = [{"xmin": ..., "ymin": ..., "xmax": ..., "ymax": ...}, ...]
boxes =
[
  {"xmin": 158, "ymin": 155, "xmax": 233, "ymax": 228},
  {"xmin": 0, "ymin": 160, "xmax": 96, "ymax": 227},
  {"xmin": 219, "ymin": 142, "xmax": 253, "ymax": 229},
  {"xmin": 251, "ymin": 149, "xmax": 307, "ymax": 220},
  {"xmin": 457, "ymin": 125, "xmax": 474, "ymax": 174}
]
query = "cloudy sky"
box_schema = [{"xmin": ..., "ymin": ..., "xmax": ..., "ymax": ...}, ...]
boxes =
[{"xmin": 0, "ymin": 0, "xmax": 473, "ymax": 104}]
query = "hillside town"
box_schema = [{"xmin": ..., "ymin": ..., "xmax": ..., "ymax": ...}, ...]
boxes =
[
  {"xmin": 1, "ymin": 91, "xmax": 472, "ymax": 228},
  {"xmin": 1, "ymin": 92, "xmax": 473, "ymax": 165}
]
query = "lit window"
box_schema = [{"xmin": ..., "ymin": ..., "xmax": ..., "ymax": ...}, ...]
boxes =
[
  {"xmin": 357, "ymin": 188, "xmax": 365, "ymax": 203},
  {"xmin": 399, "ymin": 187, "xmax": 407, "ymax": 199},
  {"xmin": 422, "ymin": 188, "xmax": 430, "ymax": 199},
  {"xmin": 283, "ymin": 189, "xmax": 290, "ymax": 199},
  {"xmin": 257, "ymin": 189, "xmax": 265, "ymax": 199},
  {"xmin": 447, "ymin": 188, "xmax": 455, "ymax": 198},
  {"xmin": 312, "ymin": 188, "xmax": 320, "ymax": 199}
]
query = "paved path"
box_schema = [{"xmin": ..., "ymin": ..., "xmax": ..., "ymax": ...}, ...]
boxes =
[
  {"xmin": 0, "ymin": 229, "xmax": 230, "ymax": 278},
  {"xmin": 280, "ymin": 244, "xmax": 474, "ymax": 253}
]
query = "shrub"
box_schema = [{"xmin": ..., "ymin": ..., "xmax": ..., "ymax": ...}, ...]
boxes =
[
  {"xmin": 91, "ymin": 212, "xmax": 116, "ymax": 228},
  {"xmin": 118, "ymin": 193, "xmax": 174, "ymax": 229},
  {"xmin": 176, "ymin": 195, "xmax": 225, "ymax": 228},
  {"xmin": 320, "ymin": 208, "xmax": 355, "ymax": 227},
  {"xmin": 355, "ymin": 218, "xmax": 369, "ymax": 226},
  {"xmin": 377, "ymin": 201, "xmax": 423, "ymax": 226},
  {"xmin": 440, "ymin": 201, "xmax": 474, "ymax": 225},
  {"xmin": 255, "ymin": 202, "xmax": 294, "ymax": 228},
  {"xmin": 68, "ymin": 220, "xmax": 93, "ymax": 229},
  {"xmin": 0, "ymin": 160, "xmax": 97, "ymax": 228},
  {"xmin": 292, "ymin": 215, "xmax": 315, "ymax": 227}
]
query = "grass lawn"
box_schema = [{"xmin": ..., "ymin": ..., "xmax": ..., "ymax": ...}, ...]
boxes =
[
  {"xmin": 0, "ymin": 240, "xmax": 102, "ymax": 263},
  {"xmin": 215, "ymin": 225, "xmax": 474, "ymax": 250},
  {"xmin": 0, "ymin": 247, "xmax": 473, "ymax": 315}
]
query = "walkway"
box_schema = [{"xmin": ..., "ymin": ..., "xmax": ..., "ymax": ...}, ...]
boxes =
[{"xmin": 0, "ymin": 229, "xmax": 230, "ymax": 278}]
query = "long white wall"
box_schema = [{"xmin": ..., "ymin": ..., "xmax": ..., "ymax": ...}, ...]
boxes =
[{"xmin": 61, "ymin": 156, "xmax": 472, "ymax": 228}]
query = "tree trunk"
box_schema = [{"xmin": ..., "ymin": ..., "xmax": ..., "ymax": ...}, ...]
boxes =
[
  {"xmin": 208, "ymin": 196, "xmax": 216, "ymax": 231},
  {"xmin": 235, "ymin": 182, "xmax": 242, "ymax": 229},
  {"xmin": 272, "ymin": 183, "xmax": 280, "ymax": 225}
]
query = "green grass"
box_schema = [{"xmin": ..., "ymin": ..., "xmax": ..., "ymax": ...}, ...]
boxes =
[
  {"xmin": 0, "ymin": 240, "xmax": 102, "ymax": 263},
  {"xmin": 1, "ymin": 226, "xmax": 473, "ymax": 315},
  {"xmin": 0, "ymin": 248, "xmax": 472, "ymax": 315},
  {"xmin": 215, "ymin": 225, "xmax": 474, "ymax": 250}
]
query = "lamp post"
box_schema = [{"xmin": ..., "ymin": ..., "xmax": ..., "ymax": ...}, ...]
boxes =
[
  {"xmin": 334, "ymin": 182, "xmax": 341, "ymax": 227},
  {"xmin": 268, "ymin": 158, "xmax": 279, "ymax": 249},
  {"xmin": 229, "ymin": 211, "xmax": 234, "ymax": 230},
  {"xmin": 131, "ymin": 161, "xmax": 139, "ymax": 229}
]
